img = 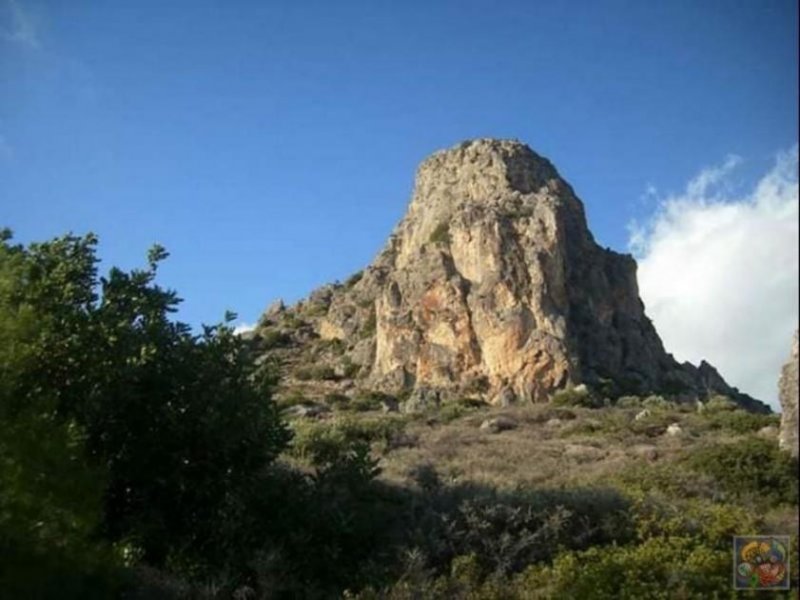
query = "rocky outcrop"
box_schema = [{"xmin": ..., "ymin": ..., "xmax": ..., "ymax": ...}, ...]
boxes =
[
  {"xmin": 778, "ymin": 331, "xmax": 798, "ymax": 456},
  {"xmin": 254, "ymin": 139, "xmax": 769, "ymax": 412}
]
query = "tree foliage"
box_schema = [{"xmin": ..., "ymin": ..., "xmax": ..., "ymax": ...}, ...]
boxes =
[{"xmin": 0, "ymin": 230, "xmax": 290, "ymax": 593}]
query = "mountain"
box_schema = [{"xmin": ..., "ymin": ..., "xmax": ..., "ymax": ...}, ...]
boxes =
[{"xmin": 251, "ymin": 139, "xmax": 769, "ymax": 413}]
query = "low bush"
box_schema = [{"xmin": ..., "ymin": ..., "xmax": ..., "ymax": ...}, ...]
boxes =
[
  {"xmin": 294, "ymin": 364, "xmax": 337, "ymax": 381},
  {"xmin": 290, "ymin": 416, "xmax": 408, "ymax": 462},
  {"xmin": 641, "ymin": 394, "xmax": 672, "ymax": 410},
  {"xmin": 276, "ymin": 391, "xmax": 311, "ymax": 409},
  {"xmin": 686, "ymin": 438, "xmax": 798, "ymax": 505},
  {"xmin": 615, "ymin": 395, "xmax": 642, "ymax": 408},
  {"xmin": 699, "ymin": 408, "xmax": 778, "ymax": 434},
  {"xmin": 699, "ymin": 394, "xmax": 738, "ymax": 413},
  {"xmin": 551, "ymin": 385, "xmax": 604, "ymax": 408},
  {"xmin": 259, "ymin": 327, "xmax": 291, "ymax": 349},
  {"xmin": 517, "ymin": 536, "xmax": 734, "ymax": 600},
  {"xmin": 360, "ymin": 311, "xmax": 377, "ymax": 338},
  {"xmin": 324, "ymin": 392, "xmax": 351, "ymax": 409},
  {"xmin": 429, "ymin": 223, "xmax": 450, "ymax": 245},
  {"xmin": 349, "ymin": 391, "xmax": 392, "ymax": 412},
  {"xmin": 344, "ymin": 271, "xmax": 363, "ymax": 288}
]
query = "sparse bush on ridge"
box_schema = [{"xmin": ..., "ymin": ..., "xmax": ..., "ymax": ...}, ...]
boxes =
[
  {"xmin": 259, "ymin": 327, "xmax": 291, "ymax": 349},
  {"xmin": 294, "ymin": 363, "xmax": 337, "ymax": 381},
  {"xmin": 345, "ymin": 270, "xmax": 364, "ymax": 288},
  {"xmin": 551, "ymin": 384, "xmax": 605, "ymax": 408},
  {"xmin": 429, "ymin": 222, "xmax": 451, "ymax": 245}
]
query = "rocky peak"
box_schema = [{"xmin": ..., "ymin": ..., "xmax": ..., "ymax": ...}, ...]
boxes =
[{"xmin": 254, "ymin": 139, "xmax": 769, "ymax": 413}]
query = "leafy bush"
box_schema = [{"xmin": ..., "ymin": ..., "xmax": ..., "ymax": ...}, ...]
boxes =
[
  {"xmin": 276, "ymin": 391, "xmax": 312, "ymax": 409},
  {"xmin": 615, "ymin": 395, "xmax": 642, "ymax": 408},
  {"xmin": 429, "ymin": 222, "xmax": 451, "ymax": 245},
  {"xmin": 324, "ymin": 392, "xmax": 351, "ymax": 409},
  {"xmin": 349, "ymin": 391, "xmax": 393, "ymax": 412},
  {"xmin": 517, "ymin": 536, "xmax": 734, "ymax": 599},
  {"xmin": 552, "ymin": 384, "xmax": 604, "ymax": 408},
  {"xmin": 698, "ymin": 408, "xmax": 778, "ymax": 434},
  {"xmin": 0, "ymin": 231, "xmax": 291, "ymax": 586},
  {"xmin": 360, "ymin": 310, "xmax": 377, "ymax": 338},
  {"xmin": 405, "ymin": 483, "xmax": 633, "ymax": 579},
  {"xmin": 641, "ymin": 394, "xmax": 672, "ymax": 409},
  {"xmin": 294, "ymin": 364, "xmax": 337, "ymax": 381},
  {"xmin": 290, "ymin": 415, "xmax": 407, "ymax": 462},
  {"xmin": 340, "ymin": 355, "xmax": 361, "ymax": 378},
  {"xmin": 259, "ymin": 327, "xmax": 291, "ymax": 349},
  {"xmin": 437, "ymin": 398, "xmax": 485, "ymax": 423},
  {"xmin": 345, "ymin": 271, "xmax": 364, "ymax": 288},
  {"xmin": 686, "ymin": 438, "xmax": 798, "ymax": 504},
  {"xmin": 698, "ymin": 394, "xmax": 737, "ymax": 413}
]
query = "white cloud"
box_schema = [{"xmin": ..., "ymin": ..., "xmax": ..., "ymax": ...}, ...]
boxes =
[
  {"xmin": 1, "ymin": 0, "xmax": 40, "ymax": 49},
  {"xmin": 233, "ymin": 323, "xmax": 256, "ymax": 336},
  {"xmin": 630, "ymin": 146, "xmax": 799, "ymax": 410}
]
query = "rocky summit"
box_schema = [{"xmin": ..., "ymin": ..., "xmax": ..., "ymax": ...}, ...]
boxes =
[{"xmin": 253, "ymin": 139, "xmax": 768, "ymax": 412}]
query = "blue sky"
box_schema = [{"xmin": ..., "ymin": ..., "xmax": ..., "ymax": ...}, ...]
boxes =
[{"xmin": 1, "ymin": 1, "xmax": 798, "ymax": 404}]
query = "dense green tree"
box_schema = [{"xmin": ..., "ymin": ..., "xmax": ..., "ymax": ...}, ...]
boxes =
[{"xmin": 0, "ymin": 230, "xmax": 290, "ymax": 593}]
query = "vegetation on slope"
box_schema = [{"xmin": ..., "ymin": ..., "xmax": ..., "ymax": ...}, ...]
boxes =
[{"xmin": 1, "ymin": 230, "xmax": 797, "ymax": 599}]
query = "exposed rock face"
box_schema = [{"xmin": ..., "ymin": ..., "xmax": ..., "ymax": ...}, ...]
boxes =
[
  {"xmin": 778, "ymin": 331, "xmax": 798, "ymax": 457},
  {"xmin": 256, "ymin": 139, "xmax": 769, "ymax": 412}
]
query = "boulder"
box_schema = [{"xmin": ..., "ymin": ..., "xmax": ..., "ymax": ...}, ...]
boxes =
[
  {"xmin": 479, "ymin": 415, "xmax": 517, "ymax": 433},
  {"xmin": 757, "ymin": 425, "xmax": 779, "ymax": 439},
  {"xmin": 665, "ymin": 423, "xmax": 683, "ymax": 436},
  {"xmin": 285, "ymin": 403, "xmax": 330, "ymax": 419}
]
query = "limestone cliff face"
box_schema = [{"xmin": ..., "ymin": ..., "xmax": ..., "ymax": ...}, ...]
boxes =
[
  {"xmin": 779, "ymin": 331, "xmax": 798, "ymax": 457},
  {"xmin": 256, "ymin": 139, "xmax": 768, "ymax": 412}
]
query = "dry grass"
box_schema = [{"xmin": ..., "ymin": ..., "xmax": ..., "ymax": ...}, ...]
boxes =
[{"xmin": 369, "ymin": 401, "xmax": 771, "ymax": 491}]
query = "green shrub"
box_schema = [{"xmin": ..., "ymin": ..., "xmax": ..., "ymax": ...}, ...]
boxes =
[
  {"xmin": 429, "ymin": 223, "xmax": 450, "ymax": 245},
  {"xmin": 340, "ymin": 356, "xmax": 361, "ymax": 379},
  {"xmin": 294, "ymin": 364, "xmax": 337, "ymax": 381},
  {"xmin": 613, "ymin": 463, "xmax": 723, "ymax": 502},
  {"xmin": 259, "ymin": 327, "xmax": 291, "ymax": 349},
  {"xmin": 360, "ymin": 311, "xmax": 377, "ymax": 338},
  {"xmin": 324, "ymin": 392, "xmax": 351, "ymax": 409},
  {"xmin": 317, "ymin": 337, "xmax": 345, "ymax": 355},
  {"xmin": 517, "ymin": 536, "xmax": 734, "ymax": 599},
  {"xmin": 348, "ymin": 391, "xmax": 393, "ymax": 412},
  {"xmin": 281, "ymin": 312, "xmax": 304, "ymax": 329},
  {"xmin": 345, "ymin": 271, "xmax": 364, "ymax": 288},
  {"xmin": 552, "ymin": 385, "xmax": 603, "ymax": 408},
  {"xmin": 641, "ymin": 394, "xmax": 672, "ymax": 409},
  {"xmin": 405, "ymin": 485, "xmax": 633, "ymax": 579},
  {"xmin": 699, "ymin": 394, "xmax": 737, "ymax": 413},
  {"xmin": 277, "ymin": 391, "xmax": 311, "ymax": 409},
  {"xmin": 614, "ymin": 395, "xmax": 642, "ymax": 408},
  {"xmin": 701, "ymin": 409, "xmax": 778, "ymax": 434},
  {"xmin": 291, "ymin": 416, "xmax": 407, "ymax": 462},
  {"xmin": 304, "ymin": 302, "xmax": 329, "ymax": 318},
  {"xmin": 686, "ymin": 438, "xmax": 798, "ymax": 505}
]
